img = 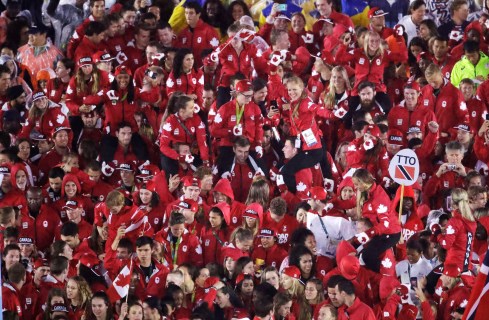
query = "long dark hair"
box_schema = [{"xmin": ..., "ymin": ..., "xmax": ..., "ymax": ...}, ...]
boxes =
[
  {"xmin": 201, "ymin": 0, "xmax": 230, "ymax": 35},
  {"xmin": 289, "ymin": 245, "xmax": 316, "ymax": 278},
  {"xmin": 110, "ymin": 73, "xmax": 135, "ymax": 103},
  {"xmin": 84, "ymin": 291, "xmax": 115, "ymax": 320},
  {"xmin": 173, "ymin": 48, "xmax": 194, "ymax": 79},
  {"xmin": 54, "ymin": 58, "xmax": 75, "ymax": 89},
  {"xmin": 219, "ymin": 285, "xmax": 245, "ymax": 308}
]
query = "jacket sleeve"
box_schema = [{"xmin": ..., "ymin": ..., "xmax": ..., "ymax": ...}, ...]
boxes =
[
  {"xmin": 158, "ymin": 118, "xmax": 179, "ymax": 160},
  {"xmin": 421, "ymin": 300, "xmax": 435, "ymax": 320},
  {"xmin": 64, "ymin": 77, "xmax": 81, "ymax": 114},
  {"xmin": 209, "ymin": 106, "xmax": 231, "ymax": 139},
  {"xmin": 382, "ymin": 294, "xmax": 401, "ymax": 320},
  {"xmin": 103, "ymin": 245, "xmax": 124, "ymax": 280},
  {"xmin": 334, "ymin": 44, "xmax": 356, "ymax": 64},
  {"xmin": 194, "ymin": 117, "xmax": 209, "ymax": 161},
  {"xmin": 195, "ymin": 71, "xmax": 204, "ymax": 108},
  {"xmin": 450, "ymin": 61, "xmax": 463, "ymax": 87},
  {"xmin": 253, "ymin": 106, "xmax": 264, "ymax": 148},
  {"xmin": 190, "ymin": 235, "xmax": 204, "ymax": 268},
  {"xmin": 474, "ymin": 134, "xmax": 489, "ymax": 162},
  {"xmin": 415, "ymin": 130, "xmax": 438, "ymax": 160},
  {"xmin": 437, "ymin": 218, "xmax": 460, "ymax": 249},
  {"xmin": 423, "ymin": 175, "xmax": 440, "ymax": 206},
  {"xmin": 137, "ymin": 86, "xmax": 160, "ymax": 104}
]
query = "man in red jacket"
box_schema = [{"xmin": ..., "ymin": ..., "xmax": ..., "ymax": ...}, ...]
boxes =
[
  {"xmin": 388, "ymin": 81, "xmax": 437, "ymax": 138},
  {"xmin": 336, "ymin": 278, "xmax": 376, "ymax": 320},
  {"xmin": 422, "ymin": 63, "xmax": 468, "ymax": 141},
  {"xmin": 176, "ymin": 1, "xmax": 219, "ymax": 68},
  {"xmin": 312, "ymin": 0, "xmax": 354, "ymax": 50},
  {"xmin": 262, "ymin": 197, "xmax": 299, "ymax": 250},
  {"xmin": 2, "ymin": 262, "xmax": 25, "ymax": 317},
  {"xmin": 251, "ymin": 227, "xmax": 288, "ymax": 269},
  {"xmin": 73, "ymin": 21, "xmax": 107, "ymax": 65},
  {"xmin": 211, "ymin": 80, "xmax": 264, "ymax": 176},
  {"xmin": 431, "ymin": 36, "xmax": 457, "ymax": 80}
]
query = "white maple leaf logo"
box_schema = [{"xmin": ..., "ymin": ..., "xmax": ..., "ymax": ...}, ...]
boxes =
[
  {"xmin": 256, "ymin": 50, "xmax": 263, "ymax": 57},
  {"xmin": 368, "ymin": 204, "xmax": 373, "ymax": 211},
  {"xmin": 166, "ymin": 78, "xmax": 174, "ymax": 88},
  {"xmin": 296, "ymin": 182, "xmax": 307, "ymax": 192},
  {"xmin": 198, "ymin": 121, "xmax": 205, "ymax": 129},
  {"xmin": 163, "ymin": 122, "xmax": 172, "ymax": 132},
  {"xmin": 214, "ymin": 113, "xmax": 222, "ymax": 124},
  {"xmin": 198, "ymin": 75, "xmax": 204, "ymax": 85},
  {"xmin": 48, "ymin": 121, "xmax": 53, "ymax": 127},
  {"xmin": 66, "ymin": 86, "xmax": 73, "ymax": 94},
  {"xmin": 460, "ymin": 102, "xmax": 467, "ymax": 111},
  {"xmin": 347, "ymin": 145, "xmax": 356, "ymax": 151},
  {"xmin": 210, "ymin": 37, "xmax": 219, "ymax": 47},
  {"xmin": 383, "ymin": 220, "xmax": 390, "ymax": 228},
  {"xmin": 446, "ymin": 225, "xmax": 455, "ymax": 235},
  {"xmin": 56, "ymin": 114, "xmax": 65, "ymax": 124},
  {"xmin": 460, "ymin": 299, "xmax": 468, "ymax": 308},
  {"xmin": 381, "ymin": 257, "xmax": 392, "ymax": 269},
  {"xmin": 435, "ymin": 286, "xmax": 443, "ymax": 296},
  {"xmin": 377, "ymin": 204, "xmax": 388, "ymax": 214}
]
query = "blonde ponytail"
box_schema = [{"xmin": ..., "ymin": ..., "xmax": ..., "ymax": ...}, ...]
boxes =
[{"xmin": 451, "ymin": 188, "xmax": 475, "ymax": 222}]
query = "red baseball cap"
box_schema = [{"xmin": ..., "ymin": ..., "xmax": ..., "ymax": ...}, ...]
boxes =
[
  {"xmin": 365, "ymin": 124, "xmax": 381, "ymax": 138},
  {"xmin": 78, "ymin": 56, "xmax": 93, "ymax": 67},
  {"xmin": 92, "ymin": 51, "xmax": 114, "ymax": 64},
  {"xmin": 140, "ymin": 180, "xmax": 156, "ymax": 192},
  {"xmin": 283, "ymin": 266, "xmax": 301, "ymax": 279},
  {"xmin": 182, "ymin": 176, "xmax": 201, "ymax": 188},
  {"xmin": 204, "ymin": 276, "xmax": 221, "ymax": 288},
  {"xmin": 33, "ymin": 258, "xmax": 49, "ymax": 269},
  {"xmin": 242, "ymin": 203, "xmax": 263, "ymax": 220},
  {"xmin": 309, "ymin": 186, "xmax": 327, "ymax": 201},
  {"xmin": 114, "ymin": 65, "xmax": 132, "ymax": 77},
  {"xmin": 79, "ymin": 254, "xmax": 100, "ymax": 268},
  {"xmin": 117, "ymin": 162, "xmax": 136, "ymax": 172},
  {"xmin": 62, "ymin": 199, "xmax": 82, "ymax": 210},
  {"xmin": 387, "ymin": 129, "xmax": 404, "ymax": 146},
  {"xmin": 368, "ymin": 7, "xmax": 388, "ymax": 19},
  {"xmin": 222, "ymin": 247, "xmax": 244, "ymax": 261},
  {"xmin": 235, "ymin": 79, "xmax": 253, "ymax": 93},
  {"xmin": 137, "ymin": 164, "xmax": 160, "ymax": 180},
  {"xmin": 235, "ymin": 272, "xmax": 252, "ymax": 284},
  {"xmin": 405, "ymin": 80, "xmax": 421, "ymax": 92}
]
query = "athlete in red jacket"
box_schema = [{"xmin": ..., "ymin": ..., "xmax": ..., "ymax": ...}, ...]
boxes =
[{"xmin": 175, "ymin": 2, "xmax": 219, "ymax": 69}]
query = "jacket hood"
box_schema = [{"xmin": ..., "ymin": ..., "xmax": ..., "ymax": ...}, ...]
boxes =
[
  {"xmin": 335, "ymin": 240, "xmax": 356, "ymax": 265},
  {"xmin": 389, "ymin": 185, "xmax": 417, "ymax": 218},
  {"xmin": 464, "ymin": 21, "xmax": 483, "ymax": 41},
  {"xmin": 337, "ymin": 177, "xmax": 354, "ymax": 196},
  {"xmin": 213, "ymin": 178, "xmax": 235, "ymax": 201},
  {"xmin": 10, "ymin": 163, "xmax": 29, "ymax": 191},
  {"xmin": 61, "ymin": 173, "xmax": 81, "ymax": 197},
  {"xmin": 213, "ymin": 202, "xmax": 231, "ymax": 225},
  {"xmin": 379, "ymin": 276, "xmax": 401, "ymax": 302}
]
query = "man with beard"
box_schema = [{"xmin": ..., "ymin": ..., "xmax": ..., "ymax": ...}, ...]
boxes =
[
  {"xmin": 2, "ymin": 85, "xmax": 27, "ymax": 122},
  {"xmin": 75, "ymin": 107, "xmax": 102, "ymax": 150},
  {"xmin": 344, "ymin": 81, "xmax": 391, "ymax": 129}
]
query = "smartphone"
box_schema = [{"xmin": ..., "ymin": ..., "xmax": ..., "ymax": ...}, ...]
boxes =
[
  {"xmin": 446, "ymin": 164, "xmax": 457, "ymax": 171},
  {"xmin": 485, "ymin": 113, "xmax": 489, "ymax": 120},
  {"xmin": 277, "ymin": 4, "xmax": 287, "ymax": 11},
  {"xmin": 410, "ymin": 277, "xmax": 418, "ymax": 289}
]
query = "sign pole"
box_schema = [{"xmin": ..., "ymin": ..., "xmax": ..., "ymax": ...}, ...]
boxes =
[{"xmin": 398, "ymin": 184, "xmax": 405, "ymax": 244}]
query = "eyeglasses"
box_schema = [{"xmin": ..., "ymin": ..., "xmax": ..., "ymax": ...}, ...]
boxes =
[{"xmin": 240, "ymin": 94, "xmax": 253, "ymax": 99}]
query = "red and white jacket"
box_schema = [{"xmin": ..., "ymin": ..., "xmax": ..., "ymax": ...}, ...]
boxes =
[
  {"xmin": 166, "ymin": 69, "xmax": 204, "ymax": 108},
  {"xmin": 176, "ymin": 19, "xmax": 219, "ymax": 68}
]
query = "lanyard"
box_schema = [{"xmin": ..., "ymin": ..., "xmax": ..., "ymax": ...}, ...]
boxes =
[
  {"xmin": 318, "ymin": 216, "xmax": 329, "ymax": 238},
  {"xmin": 171, "ymin": 237, "xmax": 181, "ymax": 266},
  {"xmin": 235, "ymin": 101, "xmax": 245, "ymax": 125}
]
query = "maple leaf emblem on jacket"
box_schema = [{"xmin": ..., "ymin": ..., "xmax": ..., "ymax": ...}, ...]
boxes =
[
  {"xmin": 296, "ymin": 182, "xmax": 307, "ymax": 192},
  {"xmin": 163, "ymin": 122, "xmax": 172, "ymax": 132},
  {"xmin": 166, "ymin": 78, "xmax": 175, "ymax": 88},
  {"xmin": 381, "ymin": 257, "xmax": 392, "ymax": 269},
  {"xmin": 446, "ymin": 225, "xmax": 455, "ymax": 235},
  {"xmin": 214, "ymin": 113, "xmax": 222, "ymax": 124},
  {"xmin": 377, "ymin": 204, "xmax": 388, "ymax": 214},
  {"xmin": 210, "ymin": 37, "xmax": 219, "ymax": 47}
]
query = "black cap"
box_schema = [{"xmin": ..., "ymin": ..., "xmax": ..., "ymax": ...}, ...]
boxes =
[
  {"xmin": 29, "ymin": 25, "xmax": 48, "ymax": 34},
  {"xmin": 6, "ymin": 85, "xmax": 24, "ymax": 100}
]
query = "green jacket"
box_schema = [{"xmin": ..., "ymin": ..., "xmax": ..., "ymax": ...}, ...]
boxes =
[{"xmin": 451, "ymin": 52, "xmax": 489, "ymax": 88}]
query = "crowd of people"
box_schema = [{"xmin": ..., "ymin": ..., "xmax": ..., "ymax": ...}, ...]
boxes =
[{"xmin": 2, "ymin": 0, "xmax": 489, "ymax": 319}]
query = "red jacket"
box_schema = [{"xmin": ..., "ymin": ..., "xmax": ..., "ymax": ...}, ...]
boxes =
[
  {"xmin": 335, "ymin": 42, "xmax": 408, "ymax": 95},
  {"xmin": 119, "ymin": 45, "xmax": 146, "ymax": 73},
  {"xmin": 19, "ymin": 104, "xmax": 69, "ymax": 139},
  {"xmin": 262, "ymin": 212, "xmax": 300, "ymax": 251},
  {"xmin": 420, "ymin": 79, "xmax": 468, "ymax": 135},
  {"xmin": 272, "ymin": 97, "xmax": 322, "ymax": 151},
  {"xmin": 214, "ymin": 42, "xmax": 266, "ymax": 88},
  {"xmin": 337, "ymin": 297, "xmax": 376, "ymax": 320},
  {"xmin": 306, "ymin": 72, "xmax": 328, "ymax": 103},
  {"xmin": 210, "ymin": 98, "xmax": 264, "ymax": 148},
  {"xmin": 34, "ymin": 204, "xmax": 61, "ymax": 251},
  {"xmin": 312, "ymin": 11, "xmax": 354, "ymax": 49},
  {"xmin": 91, "ymin": 86, "xmax": 159, "ymax": 135},
  {"xmin": 104, "ymin": 248, "xmax": 170, "ymax": 300},
  {"xmin": 387, "ymin": 101, "xmax": 437, "ymax": 138},
  {"xmin": 423, "ymin": 168, "xmax": 466, "ymax": 208},
  {"xmin": 251, "ymin": 243, "xmax": 288, "ymax": 269},
  {"xmin": 74, "ymin": 36, "xmax": 103, "ymax": 64},
  {"xmin": 176, "ymin": 19, "xmax": 219, "ymax": 68},
  {"xmin": 345, "ymin": 137, "xmax": 390, "ymax": 181},
  {"xmin": 361, "ymin": 183, "xmax": 401, "ymax": 236},
  {"xmin": 200, "ymin": 226, "xmax": 230, "ymax": 265},
  {"xmin": 66, "ymin": 16, "xmax": 94, "ymax": 59},
  {"xmin": 438, "ymin": 282, "xmax": 471, "ymax": 320},
  {"xmin": 166, "ymin": 69, "xmax": 204, "ymax": 107},
  {"xmin": 46, "ymin": 78, "xmax": 69, "ymax": 103},
  {"xmin": 466, "ymin": 96, "xmax": 487, "ymax": 133},
  {"xmin": 437, "ymin": 210, "xmax": 477, "ymax": 271},
  {"xmin": 20, "ymin": 281, "xmax": 39, "ymax": 320},
  {"xmin": 2, "ymin": 282, "xmax": 23, "ymax": 317},
  {"xmin": 431, "ymin": 55, "xmax": 457, "ymax": 80},
  {"xmin": 474, "ymin": 134, "xmax": 489, "ymax": 164},
  {"xmin": 156, "ymin": 228, "xmax": 204, "ymax": 268},
  {"xmin": 65, "ymin": 74, "xmax": 110, "ymax": 117},
  {"xmin": 159, "ymin": 113, "xmax": 209, "ymax": 161}
]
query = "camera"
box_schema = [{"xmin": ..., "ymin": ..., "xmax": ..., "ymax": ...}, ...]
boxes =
[
  {"xmin": 145, "ymin": 69, "xmax": 157, "ymax": 80},
  {"xmin": 447, "ymin": 164, "xmax": 457, "ymax": 171}
]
